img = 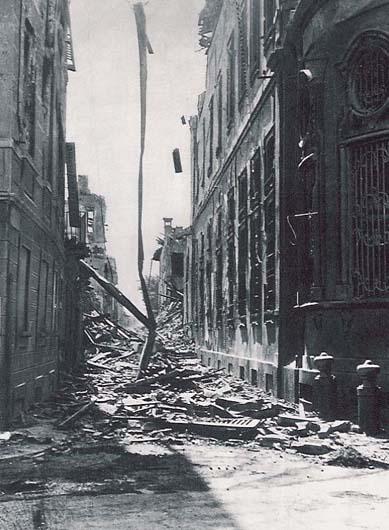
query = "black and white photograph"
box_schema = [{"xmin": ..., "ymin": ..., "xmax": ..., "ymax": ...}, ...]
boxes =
[{"xmin": 0, "ymin": 0, "xmax": 389, "ymax": 528}]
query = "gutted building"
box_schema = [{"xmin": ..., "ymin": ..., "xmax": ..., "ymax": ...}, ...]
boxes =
[
  {"xmin": 78, "ymin": 175, "xmax": 120, "ymax": 320},
  {"xmin": 186, "ymin": 0, "xmax": 389, "ymax": 413},
  {"xmin": 154, "ymin": 218, "xmax": 188, "ymax": 309},
  {"xmin": 0, "ymin": 0, "xmax": 75, "ymax": 426}
]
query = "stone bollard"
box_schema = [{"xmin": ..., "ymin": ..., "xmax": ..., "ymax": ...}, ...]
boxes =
[
  {"xmin": 357, "ymin": 360, "xmax": 381, "ymax": 435},
  {"xmin": 312, "ymin": 352, "xmax": 337, "ymax": 421}
]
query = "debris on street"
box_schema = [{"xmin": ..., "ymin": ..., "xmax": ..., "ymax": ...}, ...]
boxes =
[{"xmin": 2, "ymin": 302, "xmax": 389, "ymax": 470}]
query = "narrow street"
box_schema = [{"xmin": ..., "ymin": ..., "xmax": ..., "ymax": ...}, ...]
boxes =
[
  {"xmin": 1, "ymin": 1, "xmax": 389, "ymax": 528},
  {"xmin": 0, "ymin": 307, "xmax": 389, "ymax": 529}
]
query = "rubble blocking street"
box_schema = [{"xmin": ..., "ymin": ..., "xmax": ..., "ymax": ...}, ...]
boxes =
[{"xmin": 1, "ymin": 305, "xmax": 389, "ymax": 528}]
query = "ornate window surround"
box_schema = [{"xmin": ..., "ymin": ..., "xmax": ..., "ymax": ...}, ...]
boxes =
[
  {"xmin": 342, "ymin": 31, "xmax": 389, "ymax": 118},
  {"xmin": 338, "ymin": 31, "xmax": 389, "ymax": 301}
]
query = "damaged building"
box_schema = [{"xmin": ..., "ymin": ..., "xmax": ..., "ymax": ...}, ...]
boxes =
[
  {"xmin": 78, "ymin": 175, "xmax": 120, "ymax": 321},
  {"xmin": 185, "ymin": 0, "xmax": 389, "ymax": 415},
  {"xmin": 153, "ymin": 218, "xmax": 188, "ymax": 309},
  {"xmin": 0, "ymin": 0, "xmax": 76, "ymax": 427}
]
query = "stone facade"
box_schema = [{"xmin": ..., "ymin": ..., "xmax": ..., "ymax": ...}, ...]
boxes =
[
  {"xmin": 277, "ymin": 0, "xmax": 389, "ymax": 415},
  {"xmin": 186, "ymin": 0, "xmax": 389, "ymax": 415},
  {"xmin": 0, "ymin": 0, "xmax": 75, "ymax": 426},
  {"xmin": 186, "ymin": 0, "xmax": 296, "ymax": 393}
]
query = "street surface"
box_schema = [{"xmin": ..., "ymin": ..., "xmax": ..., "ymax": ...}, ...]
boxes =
[{"xmin": 0, "ymin": 438, "xmax": 388, "ymax": 529}]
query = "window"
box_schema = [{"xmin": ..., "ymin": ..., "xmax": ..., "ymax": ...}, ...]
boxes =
[
  {"xmin": 350, "ymin": 137, "xmax": 389, "ymax": 298},
  {"xmin": 217, "ymin": 76, "xmax": 223, "ymax": 156},
  {"xmin": 171, "ymin": 253, "xmax": 184, "ymax": 277},
  {"xmin": 192, "ymin": 239, "xmax": 198, "ymax": 326},
  {"xmin": 350, "ymin": 43, "xmax": 389, "ymax": 115},
  {"xmin": 38, "ymin": 260, "xmax": 49, "ymax": 331},
  {"xmin": 199, "ymin": 234, "xmax": 205, "ymax": 327},
  {"xmin": 17, "ymin": 246, "xmax": 31, "ymax": 332},
  {"xmin": 206, "ymin": 221, "xmax": 213, "ymax": 329},
  {"xmin": 264, "ymin": 0, "xmax": 276, "ymax": 36},
  {"xmin": 227, "ymin": 187, "xmax": 236, "ymax": 326},
  {"xmin": 208, "ymin": 96, "xmax": 214, "ymax": 176},
  {"xmin": 22, "ymin": 20, "xmax": 36, "ymax": 157},
  {"xmin": 249, "ymin": 149, "xmax": 262, "ymax": 328},
  {"xmin": 249, "ymin": 0, "xmax": 261, "ymax": 76},
  {"xmin": 215, "ymin": 210, "xmax": 223, "ymax": 327},
  {"xmin": 238, "ymin": 0, "xmax": 248, "ymax": 102},
  {"xmin": 227, "ymin": 33, "xmax": 235, "ymax": 127},
  {"xmin": 238, "ymin": 170, "xmax": 248, "ymax": 324},
  {"xmin": 264, "ymin": 133, "xmax": 276, "ymax": 313},
  {"xmin": 87, "ymin": 209, "xmax": 94, "ymax": 233},
  {"xmin": 202, "ymin": 121, "xmax": 206, "ymax": 186}
]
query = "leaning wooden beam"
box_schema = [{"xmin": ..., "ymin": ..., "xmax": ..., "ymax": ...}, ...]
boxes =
[{"xmin": 79, "ymin": 260, "xmax": 149, "ymax": 328}]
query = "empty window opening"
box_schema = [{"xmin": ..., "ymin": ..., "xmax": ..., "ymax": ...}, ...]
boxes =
[
  {"xmin": 18, "ymin": 246, "xmax": 31, "ymax": 332},
  {"xmin": 171, "ymin": 252, "xmax": 184, "ymax": 277},
  {"xmin": 265, "ymin": 373, "xmax": 274, "ymax": 393},
  {"xmin": 264, "ymin": 133, "xmax": 276, "ymax": 313},
  {"xmin": 238, "ymin": 170, "xmax": 248, "ymax": 327}
]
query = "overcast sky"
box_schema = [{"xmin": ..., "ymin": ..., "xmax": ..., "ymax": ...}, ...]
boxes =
[{"xmin": 67, "ymin": 0, "xmax": 206, "ymax": 307}]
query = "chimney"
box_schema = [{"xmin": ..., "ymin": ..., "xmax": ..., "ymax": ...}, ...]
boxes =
[
  {"xmin": 78, "ymin": 175, "xmax": 90, "ymax": 194},
  {"xmin": 163, "ymin": 217, "xmax": 173, "ymax": 237}
]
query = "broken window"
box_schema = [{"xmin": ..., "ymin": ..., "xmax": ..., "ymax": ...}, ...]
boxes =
[
  {"xmin": 238, "ymin": 0, "xmax": 248, "ymax": 102},
  {"xmin": 192, "ymin": 238, "xmax": 199, "ymax": 326},
  {"xmin": 22, "ymin": 20, "xmax": 36, "ymax": 157},
  {"xmin": 227, "ymin": 32, "xmax": 235, "ymax": 128},
  {"xmin": 249, "ymin": 149, "xmax": 262, "ymax": 332},
  {"xmin": 206, "ymin": 221, "xmax": 213, "ymax": 329},
  {"xmin": 238, "ymin": 170, "xmax": 248, "ymax": 325},
  {"xmin": 249, "ymin": 0, "xmax": 261, "ymax": 77},
  {"xmin": 227, "ymin": 187, "xmax": 236, "ymax": 327},
  {"xmin": 38, "ymin": 260, "xmax": 49, "ymax": 332},
  {"xmin": 87, "ymin": 210, "xmax": 95, "ymax": 234},
  {"xmin": 264, "ymin": 0, "xmax": 276, "ymax": 36},
  {"xmin": 217, "ymin": 75, "xmax": 223, "ymax": 156},
  {"xmin": 171, "ymin": 252, "xmax": 184, "ymax": 278},
  {"xmin": 17, "ymin": 246, "xmax": 31, "ymax": 332},
  {"xmin": 208, "ymin": 96, "xmax": 214, "ymax": 176},
  {"xmin": 264, "ymin": 133, "xmax": 276, "ymax": 313},
  {"xmin": 215, "ymin": 210, "xmax": 223, "ymax": 327},
  {"xmin": 350, "ymin": 137, "xmax": 389, "ymax": 298},
  {"xmin": 199, "ymin": 233, "xmax": 205, "ymax": 328},
  {"xmin": 202, "ymin": 121, "xmax": 206, "ymax": 187}
]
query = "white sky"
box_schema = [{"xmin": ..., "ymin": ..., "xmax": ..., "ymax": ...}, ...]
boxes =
[{"xmin": 67, "ymin": 0, "xmax": 206, "ymax": 307}]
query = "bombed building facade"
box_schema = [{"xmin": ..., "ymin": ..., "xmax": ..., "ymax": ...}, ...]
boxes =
[
  {"xmin": 0, "ymin": 0, "xmax": 76, "ymax": 427},
  {"xmin": 78, "ymin": 175, "xmax": 120, "ymax": 321},
  {"xmin": 185, "ymin": 0, "xmax": 389, "ymax": 413}
]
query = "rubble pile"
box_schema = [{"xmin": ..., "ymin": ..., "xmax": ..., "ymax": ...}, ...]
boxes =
[{"xmin": 11, "ymin": 305, "xmax": 388, "ymax": 469}]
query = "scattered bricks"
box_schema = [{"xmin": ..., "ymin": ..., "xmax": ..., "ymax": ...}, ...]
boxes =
[
  {"xmin": 215, "ymin": 396, "xmax": 263, "ymax": 412},
  {"xmin": 318, "ymin": 424, "xmax": 332, "ymax": 439},
  {"xmin": 318, "ymin": 421, "xmax": 351, "ymax": 439},
  {"xmin": 277, "ymin": 413, "xmax": 319, "ymax": 427},
  {"xmin": 257, "ymin": 434, "xmax": 289, "ymax": 447},
  {"xmin": 295, "ymin": 422, "xmax": 310, "ymax": 437},
  {"xmin": 329, "ymin": 420, "xmax": 351, "ymax": 434},
  {"xmin": 293, "ymin": 442, "xmax": 334, "ymax": 456}
]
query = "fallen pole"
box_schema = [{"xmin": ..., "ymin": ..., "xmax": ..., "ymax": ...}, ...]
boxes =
[{"xmin": 80, "ymin": 260, "xmax": 149, "ymax": 328}]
